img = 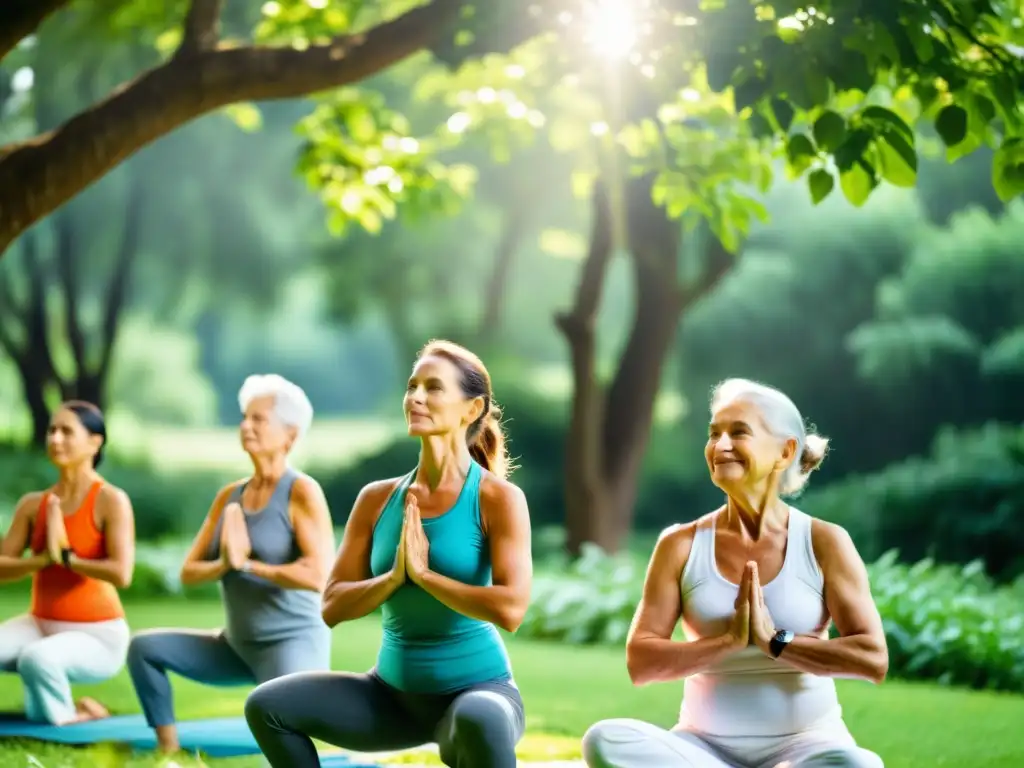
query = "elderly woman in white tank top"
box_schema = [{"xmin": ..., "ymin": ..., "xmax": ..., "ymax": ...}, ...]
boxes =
[{"xmin": 583, "ymin": 378, "xmax": 887, "ymax": 768}]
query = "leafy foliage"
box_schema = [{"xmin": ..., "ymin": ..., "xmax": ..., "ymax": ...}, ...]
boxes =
[{"xmin": 520, "ymin": 545, "xmax": 1024, "ymax": 692}]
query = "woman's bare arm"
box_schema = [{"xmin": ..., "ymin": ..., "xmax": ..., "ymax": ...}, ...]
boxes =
[
  {"xmin": 0, "ymin": 493, "xmax": 50, "ymax": 583},
  {"xmin": 66, "ymin": 486, "xmax": 135, "ymax": 588},
  {"xmin": 759, "ymin": 521, "xmax": 888, "ymax": 683},
  {"xmin": 415, "ymin": 478, "xmax": 533, "ymax": 632},
  {"xmin": 247, "ymin": 476, "xmax": 336, "ymax": 591},
  {"xmin": 179, "ymin": 484, "xmax": 237, "ymax": 586},
  {"xmin": 320, "ymin": 479, "xmax": 404, "ymax": 627},
  {"xmin": 626, "ymin": 522, "xmax": 745, "ymax": 685}
]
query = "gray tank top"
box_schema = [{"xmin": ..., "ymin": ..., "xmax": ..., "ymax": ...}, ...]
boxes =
[{"xmin": 205, "ymin": 468, "xmax": 328, "ymax": 645}]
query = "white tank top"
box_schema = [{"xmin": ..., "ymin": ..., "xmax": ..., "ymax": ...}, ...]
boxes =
[{"xmin": 677, "ymin": 507, "xmax": 842, "ymax": 737}]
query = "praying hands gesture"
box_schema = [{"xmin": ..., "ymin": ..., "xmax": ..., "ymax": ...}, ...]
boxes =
[
  {"xmin": 45, "ymin": 495, "xmax": 69, "ymax": 565},
  {"xmin": 220, "ymin": 502, "xmax": 252, "ymax": 571},
  {"xmin": 402, "ymin": 494, "xmax": 430, "ymax": 584},
  {"xmin": 728, "ymin": 561, "xmax": 779, "ymax": 653},
  {"xmin": 387, "ymin": 494, "xmax": 430, "ymax": 587}
]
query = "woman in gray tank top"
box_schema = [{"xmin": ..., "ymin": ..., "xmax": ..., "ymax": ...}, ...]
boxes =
[
  {"xmin": 126, "ymin": 374, "xmax": 335, "ymax": 754},
  {"xmin": 583, "ymin": 378, "xmax": 888, "ymax": 768}
]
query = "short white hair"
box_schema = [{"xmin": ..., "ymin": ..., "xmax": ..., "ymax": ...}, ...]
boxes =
[
  {"xmin": 710, "ymin": 378, "xmax": 829, "ymax": 497},
  {"xmin": 237, "ymin": 374, "xmax": 314, "ymax": 440}
]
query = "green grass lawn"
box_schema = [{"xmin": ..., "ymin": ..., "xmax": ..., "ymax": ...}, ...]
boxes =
[{"xmin": 0, "ymin": 596, "xmax": 1022, "ymax": 767}]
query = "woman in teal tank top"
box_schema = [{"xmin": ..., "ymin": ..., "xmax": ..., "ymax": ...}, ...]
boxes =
[{"xmin": 246, "ymin": 340, "xmax": 534, "ymax": 768}]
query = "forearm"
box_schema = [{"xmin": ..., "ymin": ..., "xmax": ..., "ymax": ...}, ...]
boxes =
[
  {"xmin": 417, "ymin": 570, "xmax": 527, "ymax": 633},
  {"xmin": 247, "ymin": 559, "xmax": 323, "ymax": 592},
  {"xmin": 0, "ymin": 553, "xmax": 50, "ymax": 583},
  {"xmin": 67, "ymin": 555, "xmax": 133, "ymax": 588},
  {"xmin": 180, "ymin": 557, "xmax": 230, "ymax": 586},
  {"xmin": 626, "ymin": 633, "xmax": 741, "ymax": 685},
  {"xmin": 321, "ymin": 572, "xmax": 400, "ymax": 626},
  {"xmin": 770, "ymin": 634, "xmax": 888, "ymax": 683}
]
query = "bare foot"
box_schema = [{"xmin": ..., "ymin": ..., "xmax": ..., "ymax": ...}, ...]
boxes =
[
  {"xmin": 155, "ymin": 723, "xmax": 181, "ymax": 753},
  {"xmin": 72, "ymin": 697, "xmax": 110, "ymax": 722}
]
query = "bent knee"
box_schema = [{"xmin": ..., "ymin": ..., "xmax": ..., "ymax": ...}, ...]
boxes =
[
  {"xmin": 126, "ymin": 631, "xmax": 164, "ymax": 666},
  {"xmin": 450, "ymin": 691, "xmax": 516, "ymax": 740},
  {"xmin": 582, "ymin": 719, "xmax": 649, "ymax": 764},
  {"xmin": 799, "ymin": 747, "xmax": 884, "ymax": 768}
]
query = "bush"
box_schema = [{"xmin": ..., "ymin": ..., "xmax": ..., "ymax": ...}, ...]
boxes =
[
  {"xmin": 520, "ymin": 547, "xmax": 1024, "ymax": 693},
  {"xmin": 802, "ymin": 423, "xmax": 1024, "ymax": 581}
]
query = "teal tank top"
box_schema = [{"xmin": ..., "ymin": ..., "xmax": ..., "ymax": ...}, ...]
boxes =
[{"xmin": 369, "ymin": 461, "xmax": 513, "ymax": 693}]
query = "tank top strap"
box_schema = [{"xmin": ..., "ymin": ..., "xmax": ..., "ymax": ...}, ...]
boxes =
[
  {"xmin": 786, "ymin": 507, "xmax": 824, "ymax": 591},
  {"xmin": 268, "ymin": 467, "xmax": 299, "ymax": 510},
  {"xmin": 681, "ymin": 514, "xmax": 717, "ymax": 592},
  {"xmin": 464, "ymin": 460, "xmax": 484, "ymax": 526}
]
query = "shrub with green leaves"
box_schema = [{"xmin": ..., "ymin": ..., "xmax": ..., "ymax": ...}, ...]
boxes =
[{"xmin": 521, "ymin": 547, "xmax": 1024, "ymax": 693}]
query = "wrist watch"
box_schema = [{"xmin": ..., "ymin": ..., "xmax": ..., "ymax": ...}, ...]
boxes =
[
  {"xmin": 60, "ymin": 547, "xmax": 73, "ymax": 567},
  {"xmin": 240, "ymin": 560, "xmax": 254, "ymax": 573},
  {"xmin": 769, "ymin": 628, "xmax": 794, "ymax": 658}
]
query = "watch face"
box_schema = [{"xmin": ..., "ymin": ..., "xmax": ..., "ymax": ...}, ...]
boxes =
[{"xmin": 777, "ymin": 630, "xmax": 795, "ymax": 643}]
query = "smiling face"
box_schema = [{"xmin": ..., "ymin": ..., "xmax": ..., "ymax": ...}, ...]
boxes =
[
  {"xmin": 46, "ymin": 407, "xmax": 102, "ymax": 469},
  {"xmin": 705, "ymin": 398, "xmax": 797, "ymax": 495},
  {"xmin": 404, "ymin": 354, "xmax": 484, "ymax": 439},
  {"xmin": 239, "ymin": 395, "xmax": 295, "ymax": 457}
]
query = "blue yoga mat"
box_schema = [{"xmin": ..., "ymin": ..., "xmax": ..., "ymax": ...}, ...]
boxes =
[{"xmin": 0, "ymin": 714, "xmax": 380, "ymax": 765}]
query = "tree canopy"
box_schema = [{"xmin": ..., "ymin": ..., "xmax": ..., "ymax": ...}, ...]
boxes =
[{"xmin": 3, "ymin": 0, "xmax": 1024, "ymax": 257}]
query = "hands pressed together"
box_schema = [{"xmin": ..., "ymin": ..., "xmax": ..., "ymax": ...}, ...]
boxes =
[
  {"xmin": 728, "ymin": 561, "xmax": 780, "ymax": 654},
  {"xmin": 45, "ymin": 496, "xmax": 70, "ymax": 565},
  {"xmin": 388, "ymin": 494, "xmax": 430, "ymax": 588},
  {"xmin": 219, "ymin": 502, "xmax": 253, "ymax": 571}
]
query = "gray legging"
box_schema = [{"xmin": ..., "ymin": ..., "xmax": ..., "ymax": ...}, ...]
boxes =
[
  {"xmin": 127, "ymin": 629, "xmax": 331, "ymax": 728},
  {"xmin": 244, "ymin": 670, "xmax": 525, "ymax": 768}
]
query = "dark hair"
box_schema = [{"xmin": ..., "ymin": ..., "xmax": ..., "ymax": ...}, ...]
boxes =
[
  {"xmin": 61, "ymin": 400, "xmax": 107, "ymax": 468},
  {"xmin": 417, "ymin": 339, "xmax": 513, "ymax": 479}
]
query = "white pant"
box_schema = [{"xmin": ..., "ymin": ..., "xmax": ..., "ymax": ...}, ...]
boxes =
[
  {"xmin": 583, "ymin": 718, "xmax": 884, "ymax": 768},
  {"xmin": 0, "ymin": 614, "xmax": 130, "ymax": 724}
]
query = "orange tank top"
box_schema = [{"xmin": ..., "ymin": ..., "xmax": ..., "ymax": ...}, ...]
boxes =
[{"xmin": 29, "ymin": 481, "xmax": 125, "ymax": 623}]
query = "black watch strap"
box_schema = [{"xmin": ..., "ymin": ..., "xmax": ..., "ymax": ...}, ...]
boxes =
[
  {"xmin": 60, "ymin": 547, "xmax": 73, "ymax": 567},
  {"xmin": 769, "ymin": 629, "xmax": 794, "ymax": 658}
]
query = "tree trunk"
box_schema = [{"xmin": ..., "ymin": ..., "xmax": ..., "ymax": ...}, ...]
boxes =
[
  {"xmin": 559, "ymin": 176, "xmax": 735, "ymax": 556},
  {"xmin": 478, "ymin": 204, "xmax": 527, "ymax": 343}
]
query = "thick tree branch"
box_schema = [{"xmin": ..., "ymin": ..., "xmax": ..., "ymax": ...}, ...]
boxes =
[
  {"xmin": 0, "ymin": 0, "xmax": 465, "ymax": 257},
  {"xmin": 178, "ymin": 0, "xmax": 223, "ymax": 56},
  {"xmin": 0, "ymin": 0, "xmax": 73, "ymax": 64}
]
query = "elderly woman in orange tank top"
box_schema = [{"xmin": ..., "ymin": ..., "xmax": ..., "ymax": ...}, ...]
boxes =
[{"xmin": 0, "ymin": 401, "xmax": 136, "ymax": 724}]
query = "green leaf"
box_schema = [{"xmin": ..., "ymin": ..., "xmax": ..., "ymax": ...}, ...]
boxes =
[
  {"xmin": 839, "ymin": 161, "xmax": 875, "ymax": 207},
  {"xmin": 992, "ymin": 138, "xmax": 1024, "ymax": 202},
  {"xmin": 770, "ymin": 98, "xmax": 795, "ymax": 132},
  {"xmin": 222, "ymin": 103, "xmax": 263, "ymax": 132},
  {"xmin": 935, "ymin": 104, "xmax": 969, "ymax": 147},
  {"xmin": 877, "ymin": 130, "xmax": 918, "ymax": 187},
  {"xmin": 813, "ymin": 111, "xmax": 847, "ymax": 153},
  {"xmin": 808, "ymin": 168, "xmax": 835, "ymax": 204},
  {"xmin": 861, "ymin": 105, "xmax": 914, "ymax": 143},
  {"xmin": 834, "ymin": 127, "xmax": 873, "ymax": 172},
  {"xmin": 785, "ymin": 133, "xmax": 817, "ymax": 177},
  {"xmin": 747, "ymin": 111, "xmax": 774, "ymax": 139},
  {"xmin": 733, "ymin": 75, "xmax": 769, "ymax": 112}
]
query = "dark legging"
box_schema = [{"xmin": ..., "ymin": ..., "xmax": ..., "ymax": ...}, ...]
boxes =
[{"xmin": 244, "ymin": 669, "xmax": 525, "ymax": 768}]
